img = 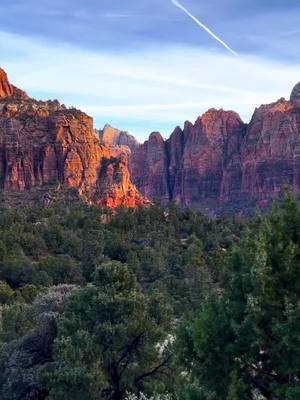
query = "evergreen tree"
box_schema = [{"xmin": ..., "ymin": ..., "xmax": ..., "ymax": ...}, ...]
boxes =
[
  {"xmin": 46, "ymin": 262, "xmax": 173, "ymax": 400},
  {"xmin": 177, "ymin": 194, "xmax": 300, "ymax": 399}
]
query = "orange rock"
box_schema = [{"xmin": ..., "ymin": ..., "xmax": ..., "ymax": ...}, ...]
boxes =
[
  {"xmin": 0, "ymin": 67, "xmax": 146, "ymax": 209},
  {"xmin": 0, "ymin": 68, "xmax": 14, "ymax": 98}
]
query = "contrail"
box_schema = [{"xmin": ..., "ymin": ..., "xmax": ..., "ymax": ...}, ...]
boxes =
[{"xmin": 171, "ymin": 0, "xmax": 238, "ymax": 57}]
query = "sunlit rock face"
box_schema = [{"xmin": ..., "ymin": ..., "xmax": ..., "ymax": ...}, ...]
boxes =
[
  {"xmin": 0, "ymin": 68, "xmax": 14, "ymax": 98},
  {"xmin": 97, "ymin": 124, "xmax": 139, "ymax": 157},
  {"xmin": 130, "ymin": 83, "xmax": 300, "ymax": 215},
  {"xmin": 2, "ymin": 65, "xmax": 300, "ymax": 215},
  {"xmin": 0, "ymin": 68, "xmax": 28, "ymax": 100},
  {"xmin": 0, "ymin": 68, "xmax": 146, "ymax": 209}
]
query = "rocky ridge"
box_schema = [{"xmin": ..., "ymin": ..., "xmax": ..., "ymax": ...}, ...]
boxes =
[
  {"xmin": 130, "ymin": 84, "xmax": 300, "ymax": 215},
  {"xmin": 97, "ymin": 124, "xmax": 139, "ymax": 156},
  {"xmin": 0, "ymin": 68, "xmax": 146, "ymax": 209}
]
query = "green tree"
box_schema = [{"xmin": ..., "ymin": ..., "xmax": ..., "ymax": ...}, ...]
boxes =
[
  {"xmin": 46, "ymin": 262, "xmax": 173, "ymax": 400},
  {"xmin": 0, "ymin": 281, "xmax": 14, "ymax": 304},
  {"xmin": 177, "ymin": 194, "xmax": 300, "ymax": 400},
  {"xmin": 0, "ymin": 285, "xmax": 78, "ymax": 400}
]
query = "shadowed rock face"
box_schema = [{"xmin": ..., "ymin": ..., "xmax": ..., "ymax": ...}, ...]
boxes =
[
  {"xmin": 130, "ymin": 83, "xmax": 300, "ymax": 215},
  {"xmin": 290, "ymin": 82, "xmax": 300, "ymax": 105},
  {"xmin": 0, "ymin": 68, "xmax": 146, "ymax": 209},
  {"xmin": 131, "ymin": 109, "xmax": 245, "ymax": 212}
]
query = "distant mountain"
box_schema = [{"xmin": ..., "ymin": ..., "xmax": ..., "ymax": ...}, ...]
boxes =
[
  {"xmin": 0, "ymin": 67, "xmax": 146, "ymax": 209},
  {"xmin": 97, "ymin": 124, "xmax": 139, "ymax": 156}
]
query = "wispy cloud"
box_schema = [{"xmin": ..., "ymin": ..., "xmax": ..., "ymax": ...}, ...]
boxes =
[
  {"xmin": 104, "ymin": 13, "xmax": 131, "ymax": 18},
  {"xmin": 0, "ymin": 30, "xmax": 299, "ymax": 140}
]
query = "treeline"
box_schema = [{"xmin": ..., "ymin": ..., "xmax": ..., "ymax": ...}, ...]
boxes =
[{"xmin": 0, "ymin": 196, "xmax": 299, "ymax": 399}]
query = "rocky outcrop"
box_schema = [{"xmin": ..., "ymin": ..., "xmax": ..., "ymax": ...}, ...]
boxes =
[
  {"xmin": 290, "ymin": 82, "xmax": 300, "ymax": 105},
  {"xmin": 130, "ymin": 132, "xmax": 170, "ymax": 202},
  {"xmin": 0, "ymin": 68, "xmax": 14, "ymax": 98},
  {"xmin": 130, "ymin": 83, "xmax": 300, "ymax": 215},
  {"xmin": 97, "ymin": 124, "xmax": 139, "ymax": 156},
  {"xmin": 0, "ymin": 68, "xmax": 28, "ymax": 100},
  {"xmin": 131, "ymin": 109, "xmax": 245, "ymax": 212},
  {"xmin": 96, "ymin": 155, "xmax": 148, "ymax": 208},
  {"xmin": 240, "ymin": 97, "xmax": 300, "ymax": 205},
  {"xmin": 2, "ymin": 65, "xmax": 300, "ymax": 215},
  {"xmin": 0, "ymin": 68, "xmax": 146, "ymax": 209}
]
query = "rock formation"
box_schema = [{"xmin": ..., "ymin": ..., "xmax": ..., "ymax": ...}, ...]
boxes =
[
  {"xmin": 2, "ymin": 65, "xmax": 300, "ymax": 215},
  {"xmin": 0, "ymin": 68, "xmax": 146, "ymax": 209},
  {"xmin": 130, "ymin": 131, "xmax": 170, "ymax": 202},
  {"xmin": 0, "ymin": 68, "xmax": 28, "ymax": 100},
  {"xmin": 130, "ymin": 84, "xmax": 300, "ymax": 215},
  {"xmin": 131, "ymin": 109, "xmax": 245, "ymax": 212},
  {"xmin": 97, "ymin": 124, "xmax": 139, "ymax": 156}
]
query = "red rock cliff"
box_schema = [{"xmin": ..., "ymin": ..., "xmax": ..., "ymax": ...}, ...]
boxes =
[
  {"xmin": 131, "ymin": 109, "xmax": 245, "ymax": 212},
  {"xmin": 0, "ymin": 68, "xmax": 146, "ymax": 209},
  {"xmin": 130, "ymin": 83, "xmax": 300, "ymax": 214}
]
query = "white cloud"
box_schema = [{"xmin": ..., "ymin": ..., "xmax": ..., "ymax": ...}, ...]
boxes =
[
  {"xmin": 103, "ymin": 13, "xmax": 131, "ymax": 18},
  {"xmin": 0, "ymin": 30, "xmax": 299, "ymax": 140}
]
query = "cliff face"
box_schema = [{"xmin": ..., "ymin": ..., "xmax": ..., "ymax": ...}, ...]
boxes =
[
  {"xmin": 130, "ymin": 132, "xmax": 170, "ymax": 202},
  {"xmin": 2, "ymin": 65, "xmax": 300, "ymax": 215},
  {"xmin": 97, "ymin": 124, "xmax": 139, "ymax": 156},
  {"xmin": 0, "ymin": 68, "xmax": 146, "ymax": 209},
  {"xmin": 131, "ymin": 109, "xmax": 245, "ymax": 211},
  {"xmin": 130, "ymin": 84, "xmax": 300, "ymax": 214},
  {"xmin": 0, "ymin": 68, "xmax": 28, "ymax": 100},
  {"xmin": 240, "ymin": 97, "xmax": 300, "ymax": 205}
]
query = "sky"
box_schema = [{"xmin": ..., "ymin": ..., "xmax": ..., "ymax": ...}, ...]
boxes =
[{"xmin": 1, "ymin": 0, "xmax": 300, "ymax": 141}]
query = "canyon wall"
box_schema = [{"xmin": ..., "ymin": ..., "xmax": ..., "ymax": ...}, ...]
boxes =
[
  {"xmin": 2, "ymin": 65, "xmax": 300, "ymax": 215},
  {"xmin": 0, "ymin": 68, "xmax": 146, "ymax": 209},
  {"xmin": 130, "ymin": 83, "xmax": 300, "ymax": 215}
]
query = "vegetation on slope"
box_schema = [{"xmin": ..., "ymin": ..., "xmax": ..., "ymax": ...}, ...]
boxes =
[{"xmin": 0, "ymin": 196, "xmax": 299, "ymax": 399}]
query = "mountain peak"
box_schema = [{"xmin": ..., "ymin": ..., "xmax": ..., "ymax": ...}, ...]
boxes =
[
  {"xmin": 0, "ymin": 67, "xmax": 28, "ymax": 100},
  {"xmin": 290, "ymin": 82, "xmax": 300, "ymax": 105},
  {"xmin": 0, "ymin": 68, "xmax": 14, "ymax": 98}
]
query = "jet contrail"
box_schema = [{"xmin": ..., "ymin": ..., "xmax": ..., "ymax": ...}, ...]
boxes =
[{"xmin": 171, "ymin": 0, "xmax": 238, "ymax": 57}]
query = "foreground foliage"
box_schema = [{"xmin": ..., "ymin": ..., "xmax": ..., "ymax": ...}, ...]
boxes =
[
  {"xmin": 178, "ymin": 194, "xmax": 300, "ymax": 399},
  {"xmin": 0, "ymin": 196, "xmax": 299, "ymax": 399}
]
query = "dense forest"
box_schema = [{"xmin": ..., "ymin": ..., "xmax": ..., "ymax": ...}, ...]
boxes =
[{"xmin": 0, "ymin": 195, "xmax": 299, "ymax": 400}]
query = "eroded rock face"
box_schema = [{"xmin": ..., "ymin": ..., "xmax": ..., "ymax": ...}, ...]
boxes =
[
  {"xmin": 96, "ymin": 155, "xmax": 148, "ymax": 208},
  {"xmin": 240, "ymin": 98, "xmax": 300, "ymax": 202},
  {"xmin": 131, "ymin": 109, "xmax": 245, "ymax": 211},
  {"xmin": 97, "ymin": 124, "xmax": 139, "ymax": 156},
  {"xmin": 130, "ymin": 84, "xmax": 300, "ymax": 215},
  {"xmin": 0, "ymin": 68, "xmax": 28, "ymax": 100},
  {"xmin": 130, "ymin": 132, "xmax": 170, "ymax": 202},
  {"xmin": 0, "ymin": 68, "xmax": 146, "ymax": 209},
  {"xmin": 290, "ymin": 82, "xmax": 300, "ymax": 105},
  {"xmin": 170, "ymin": 110, "xmax": 244, "ymax": 207},
  {"xmin": 3, "ymin": 65, "xmax": 300, "ymax": 215},
  {"xmin": 0, "ymin": 68, "xmax": 14, "ymax": 98}
]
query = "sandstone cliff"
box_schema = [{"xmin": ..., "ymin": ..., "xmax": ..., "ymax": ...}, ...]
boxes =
[
  {"xmin": 2, "ymin": 65, "xmax": 300, "ymax": 215},
  {"xmin": 97, "ymin": 124, "xmax": 139, "ymax": 156},
  {"xmin": 0, "ymin": 68, "xmax": 145, "ymax": 209},
  {"xmin": 130, "ymin": 84, "xmax": 300, "ymax": 215}
]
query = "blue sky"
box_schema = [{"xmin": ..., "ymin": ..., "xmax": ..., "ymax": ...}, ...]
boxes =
[{"xmin": 1, "ymin": 0, "xmax": 300, "ymax": 140}]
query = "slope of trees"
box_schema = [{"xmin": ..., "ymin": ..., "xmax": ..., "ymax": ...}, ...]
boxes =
[{"xmin": 0, "ymin": 196, "xmax": 299, "ymax": 399}]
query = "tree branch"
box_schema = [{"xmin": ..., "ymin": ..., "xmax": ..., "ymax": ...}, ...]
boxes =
[{"xmin": 134, "ymin": 355, "xmax": 172, "ymax": 386}]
